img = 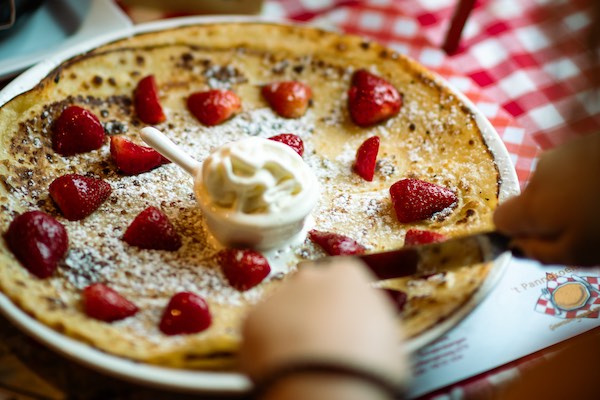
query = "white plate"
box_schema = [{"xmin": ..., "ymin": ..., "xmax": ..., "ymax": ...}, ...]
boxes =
[
  {"xmin": 0, "ymin": 16, "xmax": 520, "ymax": 394},
  {"xmin": 0, "ymin": 0, "xmax": 132, "ymax": 80}
]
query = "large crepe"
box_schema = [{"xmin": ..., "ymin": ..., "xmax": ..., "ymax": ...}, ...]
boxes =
[{"xmin": 0, "ymin": 22, "xmax": 500, "ymax": 369}]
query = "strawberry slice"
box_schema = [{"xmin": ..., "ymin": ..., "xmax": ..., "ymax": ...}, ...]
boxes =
[
  {"xmin": 110, "ymin": 135, "xmax": 170, "ymax": 175},
  {"xmin": 308, "ymin": 230, "xmax": 366, "ymax": 256},
  {"xmin": 4, "ymin": 211, "xmax": 68, "ymax": 279},
  {"xmin": 268, "ymin": 133, "xmax": 304, "ymax": 157},
  {"xmin": 389, "ymin": 178, "xmax": 457, "ymax": 223},
  {"xmin": 134, "ymin": 75, "xmax": 166, "ymax": 125},
  {"xmin": 354, "ymin": 136, "xmax": 380, "ymax": 181},
  {"xmin": 52, "ymin": 105, "xmax": 105, "ymax": 156},
  {"xmin": 123, "ymin": 206, "xmax": 182, "ymax": 251},
  {"xmin": 404, "ymin": 229, "xmax": 446, "ymax": 246},
  {"xmin": 49, "ymin": 174, "xmax": 112, "ymax": 221},
  {"xmin": 347, "ymin": 69, "xmax": 402, "ymax": 127},
  {"xmin": 187, "ymin": 89, "xmax": 241, "ymax": 126},
  {"xmin": 82, "ymin": 283, "xmax": 139, "ymax": 322},
  {"xmin": 159, "ymin": 292, "xmax": 212, "ymax": 335},
  {"xmin": 262, "ymin": 81, "xmax": 312, "ymax": 119},
  {"xmin": 217, "ymin": 249, "xmax": 271, "ymax": 291}
]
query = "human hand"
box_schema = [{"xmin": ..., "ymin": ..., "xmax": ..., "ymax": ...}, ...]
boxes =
[
  {"xmin": 240, "ymin": 258, "xmax": 409, "ymax": 399},
  {"xmin": 494, "ymin": 132, "xmax": 600, "ymax": 266}
]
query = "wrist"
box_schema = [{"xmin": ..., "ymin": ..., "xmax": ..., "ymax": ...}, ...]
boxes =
[
  {"xmin": 251, "ymin": 359, "xmax": 408, "ymax": 400},
  {"xmin": 261, "ymin": 373, "xmax": 395, "ymax": 400}
]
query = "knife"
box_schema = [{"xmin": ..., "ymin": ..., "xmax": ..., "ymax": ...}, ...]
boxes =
[{"xmin": 312, "ymin": 231, "xmax": 512, "ymax": 281}]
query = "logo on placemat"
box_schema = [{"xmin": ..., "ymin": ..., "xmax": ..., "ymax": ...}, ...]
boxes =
[{"xmin": 535, "ymin": 273, "xmax": 600, "ymax": 319}]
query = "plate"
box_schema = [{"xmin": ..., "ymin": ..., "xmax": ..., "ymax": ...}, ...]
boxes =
[
  {"xmin": 0, "ymin": 0, "xmax": 132, "ymax": 80},
  {"xmin": 0, "ymin": 16, "xmax": 520, "ymax": 394}
]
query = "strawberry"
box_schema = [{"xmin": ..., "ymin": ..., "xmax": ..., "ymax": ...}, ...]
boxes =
[
  {"xmin": 389, "ymin": 178, "xmax": 457, "ymax": 223},
  {"xmin": 123, "ymin": 206, "xmax": 182, "ymax": 251},
  {"xmin": 347, "ymin": 69, "xmax": 402, "ymax": 127},
  {"xmin": 268, "ymin": 133, "xmax": 304, "ymax": 157},
  {"xmin": 134, "ymin": 75, "xmax": 166, "ymax": 125},
  {"xmin": 354, "ymin": 136, "xmax": 380, "ymax": 181},
  {"xmin": 52, "ymin": 105, "xmax": 105, "ymax": 156},
  {"xmin": 187, "ymin": 89, "xmax": 241, "ymax": 126},
  {"xmin": 4, "ymin": 211, "xmax": 68, "ymax": 279},
  {"xmin": 261, "ymin": 81, "xmax": 312, "ymax": 119},
  {"xmin": 49, "ymin": 174, "xmax": 112, "ymax": 221},
  {"xmin": 82, "ymin": 283, "xmax": 139, "ymax": 322},
  {"xmin": 159, "ymin": 292, "xmax": 212, "ymax": 335},
  {"xmin": 382, "ymin": 289, "xmax": 408, "ymax": 313},
  {"xmin": 308, "ymin": 230, "xmax": 366, "ymax": 256},
  {"xmin": 404, "ymin": 229, "xmax": 446, "ymax": 246},
  {"xmin": 217, "ymin": 249, "xmax": 271, "ymax": 291},
  {"xmin": 110, "ymin": 136, "xmax": 170, "ymax": 175}
]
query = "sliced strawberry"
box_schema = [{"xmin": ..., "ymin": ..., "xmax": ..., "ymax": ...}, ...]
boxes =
[
  {"xmin": 268, "ymin": 133, "xmax": 304, "ymax": 157},
  {"xmin": 354, "ymin": 136, "xmax": 380, "ymax": 181},
  {"xmin": 217, "ymin": 249, "xmax": 271, "ymax": 291},
  {"xmin": 159, "ymin": 292, "xmax": 212, "ymax": 335},
  {"xmin": 404, "ymin": 229, "xmax": 446, "ymax": 246},
  {"xmin": 389, "ymin": 178, "xmax": 457, "ymax": 223},
  {"xmin": 110, "ymin": 136, "xmax": 170, "ymax": 175},
  {"xmin": 308, "ymin": 230, "xmax": 366, "ymax": 256},
  {"xmin": 52, "ymin": 105, "xmax": 105, "ymax": 156},
  {"xmin": 262, "ymin": 81, "xmax": 312, "ymax": 119},
  {"xmin": 187, "ymin": 89, "xmax": 241, "ymax": 126},
  {"xmin": 49, "ymin": 174, "xmax": 112, "ymax": 221},
  {"xmin": 382, "ymin": 289, "xmax": 408, "ymax": 313},
  {"xmin": 123, "ymin": 206, "xmax": 181, "ymax": 251},
  {"xmin": 134, "ymin": 75, "xmax": 166, "ymax": 124},
  {"xmin": 4, "ymin": 211, "xmax": 68, "ymax": 279},
  {"xmin": 82, "ymin": 283, "xmax": 138, "ymax": 322},
  {"xmin": 347, "ymin": 69, "xmax": 402, "ymax": 127}
]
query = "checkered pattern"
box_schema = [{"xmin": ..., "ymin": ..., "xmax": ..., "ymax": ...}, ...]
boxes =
[{"xmin": 394, "ymin": 0, "xmax": 600, "ymax": 149}]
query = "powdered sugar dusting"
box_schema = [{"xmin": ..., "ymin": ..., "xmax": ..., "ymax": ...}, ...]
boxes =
[{"xmin": 0, "ymin": 41, "xmax": 503, "ymax": 352}]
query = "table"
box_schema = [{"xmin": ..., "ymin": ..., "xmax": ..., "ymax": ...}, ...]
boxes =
[{"xmin": 1, "ymin": 0, "xmax": 599, "ymax": 398}]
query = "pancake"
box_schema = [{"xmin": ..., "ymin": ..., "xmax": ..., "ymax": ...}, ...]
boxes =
[{"xmin": 0, "ymin": 22, "xmax": 501, "ymax": 369}]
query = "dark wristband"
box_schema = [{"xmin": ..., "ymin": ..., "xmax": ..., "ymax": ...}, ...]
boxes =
[{"xmin": 251, "ymin": 360, "xmax": 407, "ymax": 399}]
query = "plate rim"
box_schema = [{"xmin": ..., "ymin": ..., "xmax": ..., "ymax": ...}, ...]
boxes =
[{"xmin": 0, "ymin": 15, "xmax": 521, "ymax": 394}]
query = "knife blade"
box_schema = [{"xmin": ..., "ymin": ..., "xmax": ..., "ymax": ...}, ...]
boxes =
[{"xmin": 342, "ymin": 231, "xmax": 510, "ymax": 281}]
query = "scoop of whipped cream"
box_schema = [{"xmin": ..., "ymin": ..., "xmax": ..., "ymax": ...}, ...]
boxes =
[
  {"xmin": 200, "ymin": 137, "xmax": 307, "ymax": 214},
  {"xmin": 139, "ymin": 128, "xmax": 318, "ymax": 249},
  {"xmin": 195, "ymin": 137, "xmax": 319, "ymax": 249}
]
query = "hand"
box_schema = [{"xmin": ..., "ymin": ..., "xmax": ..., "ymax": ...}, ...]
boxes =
[
  {"xmin": 240, "ymin": 258, "xmax": 409, "ymax": 399},
  {"xmin": 494, "ymin": 132, "xmax": 600, "ymax": 266}
]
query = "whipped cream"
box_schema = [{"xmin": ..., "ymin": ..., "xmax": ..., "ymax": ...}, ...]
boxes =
[
  {"xmin": 195, "ymin": 137, "xmax": 319, "ymax": 249},
  {"xmin": 200, "ymin": 138, "xmax": 306, "ymax": 214}
]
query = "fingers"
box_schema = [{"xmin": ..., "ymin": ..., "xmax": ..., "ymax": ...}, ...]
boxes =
[
  {"xmin": 510, "ymin": 229, "xmax": 599, "ymax": 266},
  {"xmin": 493, "ymin": 195, "xmax": 533, "ymax": 236},
  {"xmin": 510, "ymin": 236, "xmax": 571, "ymax": 265},
  {"xmin": 494, "ymin": 192, "xmax": 562, "ymax": 238}
]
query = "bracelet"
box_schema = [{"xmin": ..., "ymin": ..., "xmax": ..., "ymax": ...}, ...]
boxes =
[{"xmin": 251, "ymin": 360, "xmax": 407, "ymax": 399}]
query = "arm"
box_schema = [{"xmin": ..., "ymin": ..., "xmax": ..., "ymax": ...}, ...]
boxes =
[
  {"xmin": 494, "ymin": 131, "xmax": 600, "ymax": 266},
  {"xmin": 239, "ymin": 258, "xmax": 410, "ymax": 400}
]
